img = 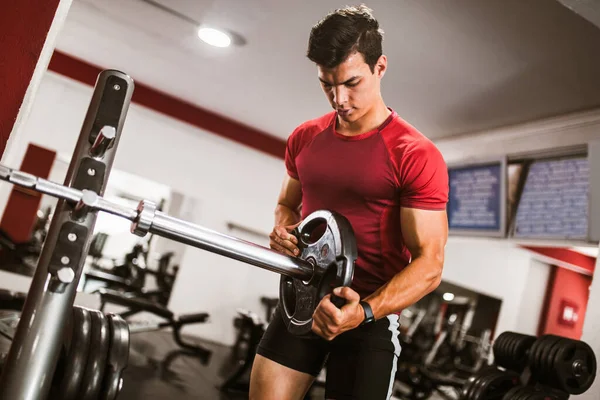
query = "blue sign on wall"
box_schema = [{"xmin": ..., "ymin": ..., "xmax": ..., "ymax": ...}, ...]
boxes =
[
  {"xmin": 514, "ymin": 157, "xmax": 589, "ymax": 240},
  {"xmin": 447, "ymin": 162, "xmax": 503, "ymax": 233}
]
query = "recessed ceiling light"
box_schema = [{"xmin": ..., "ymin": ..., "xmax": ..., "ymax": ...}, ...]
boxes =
[{"xmin": 197, "ymin": 27, "xmax": 232, "ymax": 48}]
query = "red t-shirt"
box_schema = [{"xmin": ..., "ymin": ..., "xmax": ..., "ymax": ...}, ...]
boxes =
[{"xmin": 285, "ymin": 109, "xmax": 449, "ymax": 298}]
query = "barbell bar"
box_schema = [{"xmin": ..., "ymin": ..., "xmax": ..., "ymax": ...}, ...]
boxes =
[{"xmin": 0, "ymin": 163, "xmax": 315, "ymax": 282}]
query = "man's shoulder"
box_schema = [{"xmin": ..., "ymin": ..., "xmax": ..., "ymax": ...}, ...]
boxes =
[
  {"xmin": 384, "ymin": 113, "xmax": 429, "ymax": 144},
  {"xmin": 382, "ymin": 113, "xmax": 441, "ymax": 158}
]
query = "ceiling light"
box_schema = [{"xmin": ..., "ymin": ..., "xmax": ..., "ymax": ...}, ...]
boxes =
[
  {"xmin": 197, "ymin": 27, "xmax": 232, "ymax": 48},
  {"xmin": 443, "ymin": 292, "xmax": 455, "ymax": 301}
]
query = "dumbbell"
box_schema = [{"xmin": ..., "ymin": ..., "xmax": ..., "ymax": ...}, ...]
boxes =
[{"xmin": 493, "ymin": 332, "xmax": 597, "ymax": 395}]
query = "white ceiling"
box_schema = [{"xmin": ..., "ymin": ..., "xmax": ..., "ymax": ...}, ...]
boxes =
[{"xmin": 54, "ymin": 0, "xmax": 600, "ymax": 141}]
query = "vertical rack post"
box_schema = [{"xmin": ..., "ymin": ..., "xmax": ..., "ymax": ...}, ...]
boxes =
[{"xmin": 0, "ymin": 70, "xmax": 134, "ymax": 400}]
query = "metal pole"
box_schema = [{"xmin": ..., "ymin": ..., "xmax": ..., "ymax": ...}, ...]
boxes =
[
  {"xmin": 148, "ymin": 211, "xmax": 314, "ymax": 280},
  {"xmin": 0, "ymin": 70, "xmax": 134, "ymax": 400}
]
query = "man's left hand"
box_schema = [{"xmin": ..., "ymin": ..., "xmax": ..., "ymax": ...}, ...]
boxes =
[{"xmin": 311, "ymin": 286, "xmax": 365, "ymax": 341}]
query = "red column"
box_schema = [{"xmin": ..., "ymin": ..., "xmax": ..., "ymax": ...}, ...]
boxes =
[
  {"xmin": 0, "ymin": 0, "xmax": 63, "ymax": 158},
  {"xmin": 0, "ymin": 144, "xmax": 56, "ymax": 243}
]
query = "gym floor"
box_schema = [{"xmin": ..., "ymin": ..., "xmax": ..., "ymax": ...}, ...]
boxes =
[
  {"xmin": 122, "ymin": 330, "xmax": 246, "ymax": 399},
  {"xmin": 122, "ymin": 330, "xmax": 451, "ymax": 400},
  {"xmin": 122, "ymin": 330, "xmax": 329, "ymax": 400}
]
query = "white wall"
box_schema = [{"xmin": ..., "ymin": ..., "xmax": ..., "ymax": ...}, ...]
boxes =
[
  {"xmin": 515, "ymin": 259, "xmax": 551, "ymax": 335},
  {"xmin": 2, "ymin": 70, "xmax": 599, "ymax": 346},
  {"xmin": 441, "ymin": 237, "xmax": 537, "ymax": 337}
]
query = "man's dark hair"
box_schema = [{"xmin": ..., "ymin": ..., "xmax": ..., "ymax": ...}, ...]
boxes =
[{"xmin": 307, "ymin": 4, "xmax": 384, "ymax": 72}]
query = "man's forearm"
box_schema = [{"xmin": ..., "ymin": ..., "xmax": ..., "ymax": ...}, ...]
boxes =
[
  {"xmin": 363, "ymin": 256, "xmax": 442, "ymax": 320},
  {"xmin": 275, "ymin": 203, "xmax": 301, "ymax": 226}
]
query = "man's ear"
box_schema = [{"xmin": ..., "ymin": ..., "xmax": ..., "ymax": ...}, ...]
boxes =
[{"xmin": 376, "ymin": 55, "xmax": 387, "ymax": 78}]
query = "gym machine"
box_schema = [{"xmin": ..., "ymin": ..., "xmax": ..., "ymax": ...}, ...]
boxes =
[{"xmin": 0, "ymin": 69, "xmax": 357, "ymax": 400}]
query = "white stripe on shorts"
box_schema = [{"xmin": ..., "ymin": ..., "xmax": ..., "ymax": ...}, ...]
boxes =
[{"xmin": 385, "ymin": 314, "xmax": 401, "ymax": 399}]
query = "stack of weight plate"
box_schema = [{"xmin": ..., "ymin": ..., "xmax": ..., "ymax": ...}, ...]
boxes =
[
  {"xmin": 492, "ymin": 331, "xmax": 597, "ymax": 399},
  {"xmin": 0, "ymin": 305, "xmax": 130, "ymax": 400}
]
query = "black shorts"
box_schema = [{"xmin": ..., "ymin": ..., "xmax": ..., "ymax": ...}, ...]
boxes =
[{"xmin": 256, "ymin": 306, "xmax": 402, "ymax": 400}]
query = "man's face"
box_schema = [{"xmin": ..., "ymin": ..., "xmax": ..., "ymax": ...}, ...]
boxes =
[{"xmin": 317, "ymin": 52, "xmax": 386, "ymax": 123}]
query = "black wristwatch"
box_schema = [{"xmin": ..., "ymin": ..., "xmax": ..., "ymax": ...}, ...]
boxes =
[{"xmin": 359, "ymin": 300, "xmax": 375, "ymax": 325}]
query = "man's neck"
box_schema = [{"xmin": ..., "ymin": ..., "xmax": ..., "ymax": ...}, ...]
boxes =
[{"xmin": 337, "ymin": 101, "xmax": 392, "ymax": 136}]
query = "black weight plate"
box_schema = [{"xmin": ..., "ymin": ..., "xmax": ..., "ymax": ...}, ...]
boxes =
[
  {"xmin": 466, "ymin": 374, "xmax": 485, "ymax": 400},
  {"xmin": 493, "ymin": 332, "xmax": 512, "ymax": 366},
  {"xmin": 471, "ymin": 371, "xmax": 498, "ymax": 400},
  {"xmin": 482, "ymin": 370, "xmax": 519, "ymax": 399},
  {"xmin": 501, "ymin": 385, "xmax": 523, "ymax": 400},
  {"xmin": 79, "ymin": 310, "xmax": 110, "ymax": 399},
  {"xmin": 513, "ymin": 334, "xmax": 536, "ymax": 372},
  {"xmin": 546, "ymin": 337, "xmax": 568, "ymax": 385},
  {"xmin": 539, "ymin": 335, "xmax": 562, "ymax": 384},
  {"xmin": 56, "ymin": 307, "xmax": 92, "ymax": 400},
  {"xmin": 460, "ymin": 376, "xmax": 476, "ymax": 400},
  {"xmin": 542, "ymin": 336, "xmax": 568, "ymax": 386},
  {"xmin": 554, "ymin": 338, "xmax": 597, "ymax": 394},
  {"xmin": 279, "ymin": 210, "xmax": 357, "ymax": 336},
  {"xmin": 487, "ymin": 369, "xmax": 517, "ymax": 400},
  {"xmin": 529, "ymin": 336, "xmax": 546, "ymax": 381},
  {"xmin": 99, "ymin": 313, "xmax": 130, "ymax": 400},
  {"xmin": 470, "ymin": 368, "xmax": 501, "ymax": 400},
  {"xmin": 464, "ymin": 369, "xmax": 487, "ymax": 400},
  {"xmin": 533, "ymin": 336, "xmax": 548, "ymax": 375},
  {"xmin": 509, "ymin": 333, "xmax": 521, "ymax": 370}
]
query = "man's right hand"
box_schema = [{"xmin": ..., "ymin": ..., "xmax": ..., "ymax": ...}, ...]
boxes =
[{"xmin": 269, "ymin": 223, "xmax": 301, "ymax": 257}]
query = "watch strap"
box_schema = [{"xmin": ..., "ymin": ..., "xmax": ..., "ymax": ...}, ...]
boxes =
[{"xmin": 359, "ymin": 300, "xmax": 375, "ymax": 325}]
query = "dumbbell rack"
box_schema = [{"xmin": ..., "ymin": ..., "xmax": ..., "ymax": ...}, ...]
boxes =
[{"xmin": 459, "ymin": 331, "xmax": 597, "ymax": 399}]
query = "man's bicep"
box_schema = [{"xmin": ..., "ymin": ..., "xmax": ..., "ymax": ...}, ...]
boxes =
[
  {"xmin": 277, "ymin": 174, "xmax": 302, "ymax": 211},
  {"xmin": 400, "ymin": 207, "xmax": 448, "ymax": 259}
]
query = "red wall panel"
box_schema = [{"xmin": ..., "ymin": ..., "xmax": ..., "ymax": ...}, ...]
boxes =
[
  {"xmin": 541, "ymin": 266, "xmax": 592, "ymax": 339},
  {"xmin": 0, "ymin": 0, "xmax": 61, "ymax": 157},
  {"xmin": 0, "ymin": 144, "xmax": 56, "ymax": 242}
]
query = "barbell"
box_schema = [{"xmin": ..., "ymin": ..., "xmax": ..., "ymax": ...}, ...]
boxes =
[{"xmin": 0, "ymin": 161, "xmax": 357, "ymax": 336}]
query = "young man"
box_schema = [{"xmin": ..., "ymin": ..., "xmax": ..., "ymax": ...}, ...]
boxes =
[{"xmin": 250, "ymin": 5, "xmax": 449, "ymax": 400}]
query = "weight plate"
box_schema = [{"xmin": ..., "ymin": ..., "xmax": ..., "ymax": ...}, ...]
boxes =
[
  {"xmin": 471, "ymin": 371, "xmax": 497, "ymax": 400},
  {"xmin": 54, "ymin": 306, "xmax": 92, "ymax": 400},
  {"xmin": 501, "ymin": 385, "xmax": 524, "ymax": 400},
  {"xmin": 468, "ymin": 368, "xmax": 500, "ymax": 400},
  {"xmin": 99, "ymin": 313, "xmax": 130, "ymax": 400},
  {"xmin": 79, "ymin": 310, "xmax": 110, "ymax": 399},
  {"xmin": 513, "ymin": 334, "xmax": 536, "ymax": 372},
  {"xmin": 539, "ymin": 335, "xmax": 562, "ymax": 384},
  {"xmin": 546, "ymin": 337, "xmax": 568, "ymax": 385},
  {"xmin": 553, "ymin": 338, "xmax": 597, "ymax": 394},
  {"xmin": 460, "ymin": 375, "xmax": 476, "ymax": 400},
  {"xmin": 529, "ymin": 336, "xmax": 544, "ymax": 380},
  {"xmin": 279, "ymin": 210, "xmax": 357, "ymax": 336},
  {"xmin": 481, "ymin": 370, "xmax": 519, "ymax": 400},
  {"xmin": 467, "ymin": 374, "xmax": 484, "ymax": 400}
]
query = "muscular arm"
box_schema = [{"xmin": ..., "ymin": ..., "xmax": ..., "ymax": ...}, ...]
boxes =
[
  {"xmin": 274, "ymin": 174, "xmax": 302, "ymax": 226},
  {"xmin": 269, "ymin": 174, "xmax": 303, "ymax": 256},
  {"xmin": 363, "ymin": 207, "xmax": 448, "ymax": 320}
]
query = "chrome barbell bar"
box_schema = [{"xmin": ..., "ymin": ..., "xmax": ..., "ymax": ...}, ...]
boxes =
[{"xmin": 0, "ymin": 164, "xmax": 314, "ymax": 281}]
